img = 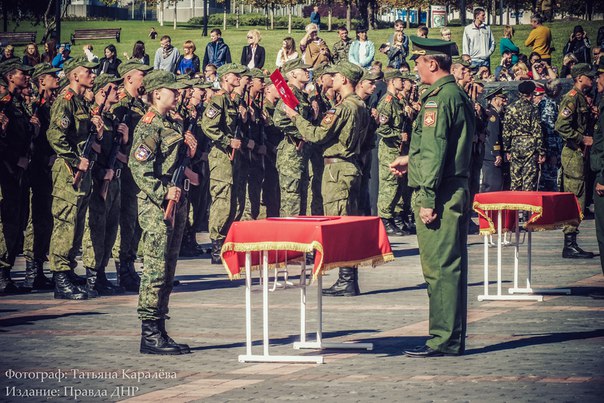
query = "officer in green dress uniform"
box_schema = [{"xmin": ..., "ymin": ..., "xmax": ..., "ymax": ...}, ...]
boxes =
[
  {"xmin": 590, "ymin": 60, "xmax": 604, "ymax": 298},
  {"xmin": 555, "ymin": 63, "xmax": 596, "ymax": 259},
  {"xmin": 128, "ymin": 70, "xmax": 192, "ymax": 355},
  {"xmin": 404, "ymin": 36, "xmax": 475, "ymax": 357}
]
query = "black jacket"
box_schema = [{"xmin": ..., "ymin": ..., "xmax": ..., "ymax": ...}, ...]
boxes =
[{"xmin": 240, "ymin": 45, "xmax": 265, "ymax": 69}]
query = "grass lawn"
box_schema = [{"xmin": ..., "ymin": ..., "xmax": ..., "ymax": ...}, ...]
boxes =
[{"xmin": 8, "ymin": 19, "xmax": 604, "ymax": 71}]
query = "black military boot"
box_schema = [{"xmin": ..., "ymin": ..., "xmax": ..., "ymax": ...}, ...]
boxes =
[
  {"xmin": 562, "ymin": 233, "xmax": 594, "ymax": 259},
  {"xmin": 140, "ymin": 320, "xmax": 182, "ymax": 355},
  {"xmin": 67, "ymin": 269, "xmax": 87, "ymax": 286},
  {"xmin": 85, "ymin": 268, "xmax": 100, "ymax": 298},
  {"xmin": 179, "ymin": 229, "xmax": 200, "ymax": 257},
  {"xmin": 394, "ymin": 213, "xmax": 411, "ymax": 236},
  {"xmin": 322, "ymin": 268, "xmax": 359, "ymax": 297},
  {"xmin": 53, "ymin": 271, "xmax": 88, "ymax": 300},
  {"xmin": 0, "ymin": 267, "xmax": 30, "ymax": 294},
  {"xmin": 158, "ymin": 319, "xmax": 191, "ymax": 354},
  {"xmin": 96, "ymin": 269, "xmax": 125, "ymax": 295},
  {"xmin": 117, "ymin": 260, "xmax": 140, "ymax": 292},
  {"xmin": 406, "ymin": 212, "xmax": 417, "ymax": 235},
  {"xmin": 24, "ymin": 259, "xmax": 54, "ymax": 290},
  {"xmin": 382, "ymin": 218, "xmax": 403, "ymax": 236},
  {"xmin": 22, "ymin": 259, "xmax": 35, "ymax": 289},
  {"xmin": 210, "ymin": 240, "xmax": 223, "ymax": 264}
]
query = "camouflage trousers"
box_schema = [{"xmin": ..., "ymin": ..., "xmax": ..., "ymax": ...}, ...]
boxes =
[
  {"xmin": 509, "ymin": 153, "xmax": 539, "ymax": 191},
  {"xmin": 560, "ymin": 146, "xmax": 585, "ymax": 234},
  {"xmin": 23, "ymin": 162, "xmax": 53, "ymax": 263},
  {"xmin": 276, "ymin": 139, "xmax": 308, "ymax": 217},
  {"xmin": 209, "ymin": 147, "xmax": 237, "ymax": 242},
  {"xmin": 48, "ymin": 161, "xmax": 92, "ymax": 272},
  {"xmin": 137, "ymin": 196, "xmax": 187, "ymax": 321},
  {"xmin": 322, "ymin": 160, "xmax": 360, "ymax": 216},
  {"xmin": 377, "ymin": 140, "xmax": 403, "ymax": 219},
  {"xmin": 82, "ymin": 171, "xmax": 121, "ymax": 272},
  {"xmin": 112, "ymin": 167, "xmax": 141, "ymax": 264}
]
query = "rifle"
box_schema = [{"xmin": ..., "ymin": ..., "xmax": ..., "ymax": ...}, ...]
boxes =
[
  {"xmin": 259, "ymin": 91, "xmax": 266, "ymax": 170},
  {"xmin": 99, "ymin": 97, "xmax": 134, "ymax": 200},
  {"xmin": 245, "ymin": 90, "xmax": 252, "ymax": 161},
  {"xmin": 18, "ymin": 100, "xmax": 41, "ymax": 188},
  {"xmin": 230, "ymin": 89, "xmax": 246, "ymax": 161},
  {"xmin": 163, "ymin": 102, "xmax": 203, "ymax": 226},
  {"xmin": 73, "ymin": 86, "xmax": 112, "ymax": 189}
]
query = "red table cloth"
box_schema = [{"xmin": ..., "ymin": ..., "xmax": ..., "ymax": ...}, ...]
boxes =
[
  {"xmin": 220, "ymin": 216, "xmax": 394, "ymax": 280},
  {"xmin": 473, "ymin": 191, "xmax": 582, "ymax": 235}
]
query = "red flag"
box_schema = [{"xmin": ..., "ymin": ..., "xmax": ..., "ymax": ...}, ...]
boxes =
[{"xmin": 270, "ymin": 69, "xmax": 299, "ymax": 110}]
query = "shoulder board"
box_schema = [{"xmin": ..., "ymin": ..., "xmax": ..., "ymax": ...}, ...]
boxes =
[
  {"xmin": 568, "ymin": 89, "xmax": 577, "ymax": 97},
  {"xmin": 118, "ymin": 91, "xmax": 128, "ymax": 100},
  {"xmin": 429, "ymin": 87, "xmax": 442, "ymax": 96},
  {"xmin": 40, "ymin": 97, "xmax": 47, "ymax": 106},
  {"xmin": 215, "ymin": 89, "xmax": 226, "ymax": 96},
  {"xmin": 230, "ymin": 93, "xmax": 238, "ymax": 101},
  {"xmin": 142, "ymin": 110, "xmax": 156, "ymax": 124},
  {"xmin": 91, "ymin": 106, "xmax": 100, "ymax": 116},
  {"xmin": 0, "ymin": 93, "xmax": 11, "ymax": 103},
  {"xmin": 63, "ymin": 91, "xmax": 74, "ymax": 101},
  {"xmin": 385, "ymin": 95, "xmax": 392, "ymax": 103}
]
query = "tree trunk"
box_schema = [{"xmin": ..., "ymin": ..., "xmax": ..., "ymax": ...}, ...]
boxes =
[
  {"xmin": 328, "ymin": 7, "xmax": 332, "ymax": 31},
  {"xmin": 367, "ymin": 1, "xmax": 373, "ymax": 30},
  {"xmin": 271, "ymin": 4, "xmax": 275, "ymax": 30},
  {"xmin": 160, "ymin": 0, "xmax": 164, "ymax": 27},
  {"xmin": 346, "ymin": 2, "xmax": 351, "ymax": 32},
  {"xmin": 406, "ymin": 8, "xmax": 410, "ymax": 29},
  {"xmin": 235, "ymin": 0, "xmax": 239, "ymax": 29},
  {"xmin": 223, "ymin": 3, "xmax": 227, "ymax": 31},
  {"xmin": 173, "ymin": 2, "xmax": 177, "ymax": 30},
  {"xmin": 202, "ymin": 0, "xmax": 208, "ymax": 36},
  {"xmin": 288, "ymin": 5, "xmax": 292, "ymax": 34}
]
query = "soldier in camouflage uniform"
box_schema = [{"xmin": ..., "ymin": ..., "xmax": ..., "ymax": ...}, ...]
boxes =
[
  {"xmin": 47, "ymin": 56, "xmax": 102, "ymax": 300},
  {"xmin": 283, "ymin": 61, "xmax": 369, "ymax": 297},
  {"xmin": 260, "ymin": 78, "xmax": 282, "ymax": 217},
  {"xmin": 110, "ymin": 60, "xmax": 153, "ymax": 291},
  {"xmin": 503, "ymin": 81, "xmax": 546, "ymax": 191},
  {"xmin": 232, "ymin": 69, "xmax": 252, "ymax": 222},
  {"xmin": 21, "ymin": 63, "xmax": 60, "ymax": 290},
  {"xmin": 331, "ymin": 26, "xmax": 352, "ymax": 64},
  {"xmin": 536, "ymin": 81, "xmax": 563, "ymax": 191},
  {"xmin": 128, "ymin": 70, "xmax": 192, "ymax": 355},
  {"xmin": 273, "ymin": 59, "xmax": 313, "ymax": 217},
  {"xmin": 0, "ymin": 60, "xmax": 38, "ymax": 293},
  {"xmin": 81, "ymin": 74, "xmax": 126, "ymax": 297},
  {"xmin": 555, "ymin": 63, "xmax": 596, "ymax": 259},
  {"xmin": 200, "ymin": 63, "xmax": 251, "ymax": 264}
]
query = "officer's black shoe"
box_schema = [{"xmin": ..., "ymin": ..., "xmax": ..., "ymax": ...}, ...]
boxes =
[
  {"xmin": 140, "ymin": 320, "xmax": 182, "ymax": 355},
  {"xmin": 382, "ymin": 218, "xmax": 403, "ymax": 236},
  {"xmin": 406, "ymin": 213, "xmax": 417, "ymax": 235},
  {"xmin": 468, "ymin": 220, "xmax": 480, "ymax": 235},
  {"xmin": 393, "ymin": 215, "xmax": 411, "ymax": 236},
  {"xmin": 85, "ymin": 269, "xmax": 100, "ymax": 298},
  {"xmin": 67, "ymin": 269, "xmax": 87, "ymax": 286},
  {"xmin": 24, "ymin": 260, "xmax": 54, "ymax": 290},
  {"xmin": 96, "ymin": 269, "xmax": 125, "ymax": 295},
  {"xmin": 403, "ymin": 345, "xmax": 445, "ymax": 358},
  {"xmin": 210, "ymin": 240, "xmax": 223, "ymax": 264},
  {"xmin": 179, "ymin": 230, "xmax": 202, "ymax": 257},
  {"xmin": 117, "ymin": 260, "xmax": 140, "ymax": 292},
  {"xmin": 562, "ymin": 233, "xmax": 594, "ymax": 259},
  {"xmin": 158, "ymin": 319, "xmax": 191, "ymax": 354},
  {"xmin": 53, "ymin": 272, "xmax": 88, "ymax": 300},
  {"xmin": 322, "ymin": 268, "xmax": 359, "ymax": 297},
  {"xmin": 0, "ymin": 267, "xmax": 30, "ymax": 294}
]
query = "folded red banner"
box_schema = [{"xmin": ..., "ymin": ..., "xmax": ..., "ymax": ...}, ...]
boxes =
[{"xmin": 270, "ymin": 69, "xmax": 299, "ymax": 110}]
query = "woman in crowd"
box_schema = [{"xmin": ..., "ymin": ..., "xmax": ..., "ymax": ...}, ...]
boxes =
[
  {"xmin": 128, "ymin": 40, "xmax": 150, "ymax": 65},
  {"xmin": 499, "ymin": 25, "xmax": 519, "ymax": 65},
  {"xmin": 563, "ymin": 25, "xmax": 591, "ymax": 64},
  {"xmin": 22, "ymin": 43, "xmax": 40, "ymax": 66},
  {"xmin": 276, "ymin": 37, "xmax": 298, "ymax": 68},
  {"xmin": 1, "ymin": 45, "xmax": 14, "ymax": 61},
  {"xmin": 511, "ymin": 62, "xmax": 531, "ymax": 80},
  {"xmin": 51, "ymin": 44, "xmax": 71, "ymax": 68},
  {"xmin": 441, "ymin": 28, "xmax": 452, "ymax": 41},
  {"xmin": 348, "ymin": 25, "xmax": 375, "ymax": 69},
  {"xmin": 530, "ymin": 57, "xmax": 557, "ymax": 80},
  {"xmin": 41, "ymin": 39, "xmax": 57, "ymax": 63},
  {"xmin": 560, "ymin": 53, "xmax": 578, "ymax": 78},
  {"xmin": 241, "ymin": 29, "xmax": 265, "ymax": 70},
  {"xmin": 99, "ymin": 44, "xmax": 122, "ymax": 76},
  {"xmin": 175, "ymin": 40, "xmax": 201, "ymax": 76},
  {"xmin": 386, "ymin": 31, "xmax": 406, "ymax": 69}
]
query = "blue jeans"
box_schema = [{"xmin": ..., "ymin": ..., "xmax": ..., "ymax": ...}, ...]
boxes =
[{"xmin": 470, "ymin": 58, "xmax": 490, "ymax": 71}]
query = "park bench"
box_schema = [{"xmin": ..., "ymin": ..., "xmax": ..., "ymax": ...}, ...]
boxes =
[
  {"xmin": 70, "ymin": 28, "xmax": 121, "ymax": 45},
  {"xmin": 0, "ymin": 32, "xmax": 37, "ymax": 46}
]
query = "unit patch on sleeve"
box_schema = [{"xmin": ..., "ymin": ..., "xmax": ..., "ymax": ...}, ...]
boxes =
[
  {"xmin": 423, "ymin": 111, "xmax": 437, "ymax": 127},
  {"xmin": 205, "ymin": 105, "xmax": 220, "ymax": 119},
  {"xmin": 561, "ymin": 107, "xmax": 572, "ymax": 118},
  {"xmin": 424, "ymin": 100, "xmax": 438, "ymax": 108},
  {"xmin": 134, "ymin": 144, "xmax": 152, "ymax": 162}
]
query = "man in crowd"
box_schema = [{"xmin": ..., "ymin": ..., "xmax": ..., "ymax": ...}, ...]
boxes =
[
  {"xmin": 332, "ymin": 26, "xmax": 352, "ymax": 64},
  {"xmin": 202, "ymin": 29, "xmax": 232, "ymax": 71},
  {"xmin": 154, "ymin": 35, "xmax": 180, "ymax": 72},
  {"xmin": 525, "ymin": 13, "xmax": 553, "ymax": 66},
  {"xmin": 462, "ymin": 8, "xmax": 495, "ymax": 71},
  {"xmin": 481, "ymin": 87, "xmax": 508, "ymax": 193}
]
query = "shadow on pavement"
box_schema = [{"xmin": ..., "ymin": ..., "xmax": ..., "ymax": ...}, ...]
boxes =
[{"xmin": 0, "ymin": 312, "xmax": 105, "ymax": 329}]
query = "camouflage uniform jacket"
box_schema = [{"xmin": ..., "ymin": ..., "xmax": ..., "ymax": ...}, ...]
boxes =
[
  {"xmin": 0, "ymin": 91, "xmax": 32, "ymax": 170},
  {"xmin": 375, "ymin": 92, "xmax": 404, "ymax": 149},
  {"xmin": 201, "ymin": 90, "xmax": 240, "ymax": 154},
  {"xmin": 555, "ymin": 87, "xmax": 590, "ymax": 150},
  {"xmin": 332, "ymin": 38, "xmax": 352, "ymax": 64},
  {"xmin": 273, "ymin": 84, "xmax": 312, "ymax": 145},
  {"xmin": 110, "ymin": 88, "xmax": 147, "ymax": 157},
  {"xmin": 502, "ymin": 97, "xmax": 545, "ymax": 157}
]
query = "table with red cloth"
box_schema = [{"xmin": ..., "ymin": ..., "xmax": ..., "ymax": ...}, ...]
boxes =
[
  {"xmin": 220, "ymin": 216, "xmax": 394, "ymax": 364},
  {"xmin": 472, "ymin": 191, "xmax": 582, "ymax": 301}
]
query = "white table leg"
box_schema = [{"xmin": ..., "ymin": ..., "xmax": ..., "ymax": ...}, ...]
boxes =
[
  {"xmin": 245, "ymin": 252, "xmax": 252, "ymax": 356},
  {"xmin": 477, "ymin": 234, "xmax": 490, "ymax": 301},
  {"xmin": 497, "ymin": 209, "xmax": 502, "ymax": 296},
  {"xmin": 299, "ymin": 257, "xmax": 307, "ymax": 344}
]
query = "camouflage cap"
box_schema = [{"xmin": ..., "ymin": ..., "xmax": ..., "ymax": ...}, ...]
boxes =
[
  {"xmin": 282, "ymin": 58, "xmax": 311, "ymax": 74},
  {"xmin": 32, "ymin": 62, "xmax": 61, "ymax": 80},
  {"xmin": 383, "ymin": 68, "xmax": 404, "ymax": 81},
  {"xmin": 217, "ymin": 63, "xmax": 247, "ymax": 79},
  {"xmin": 453, "ymin": 57, "xmax": 471, "ymax": 68},
  {"xmin": 360, "ymin": 70, "xmax": 379, "ymax": 82},
  {"xmin": 190, "ymin": 78, "xmax": 214, "ymax": 89},
  {"xmin": 249, "ymin": 68, "xmax": 266, "ymax": 80},
  {"xmin": 410, "ymin": 36, "xmax": 459, "ymax": 60},
  {"xmin": 517, "ymin": 80, "xmax": 536, "ymax": 95},
  {"xmin": 313, "ymin": 63, "xmax": 333, "ymax": 78},
  {"xmin": 92, "ymin": 73, "xmax": 123, "ymax": 94},
  {"xmin": 63, "ymin": 56, "xmax": 99, "ymax": 75},
  {"xmin": 0, "ymin": 77, "xmax": 6, "ymax": 87},
  {"xmin": 0, "ymin": 59, "xmax": 34, "ymax": 76},
  {"xmin": 325, "ymin": 61, "xmax": 364, "ymax": 83},
  {"xmin": 117, "ymin": 59, "xmax": 153, "ymax": 77},
  {"xmin": 401, "ymin": 72, "xmax": 416, "ymax": 81},
  {"xmin": 57, "ymin": 76, "xmax": 70, "ymax": 93},
  {"xmin": 143, "ymin": 70, "xmax": 187, "ymax": 92},
  {"xmin": 265, "ymin": 77, "xmax": 274, "ymax": 87},
  {"xmin": 571, "ymin": 63, "xmax": 596, "ymax": 79},
  {"xmin": 241, "ymin": 67, "xmax": 253, "ymax": 77}
]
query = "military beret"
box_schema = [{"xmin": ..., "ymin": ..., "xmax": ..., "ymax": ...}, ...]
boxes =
[
  {"xmin": 383, "ymin": 68, "xmax": 403, "ymax": 81},
  {"xmin": 571, "ymin": 63, "xmax": 596, "ymax": 79},
  {"xmin": 410, "ymin": 35, "xmax": 459, "ymax": 60},
  {"xmin": 63, "ymin": 56, "xmax": 99, "ymax": 75},
  {"xmin": 143, "ymin": 70, "xmax": 187, "ymax": 92},
  {"xmin": 118, "ymin": 59, "xmax": 153, "ymax": 77},
  {"xmin": 325, "ymin": 61, "xmax": 364, "ymax": 83},
  {"xmin": 517, "ymin": 80, "xmax": 536, "ymax": 95},
  {"xmin": 217, "ymin": 63, "xmax": 247, "ymax": 79},
  {"xmin": 282, "ymin": 58, "xmax": 311, "ymax": 74},
  {"xmin": 92, "ymin": 73, "xmax": 123, "ymax": 94},
  {"xmin": 32, "ymin": 62, "xmax": 61, "ymax": 80}
]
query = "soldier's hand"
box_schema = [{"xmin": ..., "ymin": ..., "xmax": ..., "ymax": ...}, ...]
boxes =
[
  {"xmin": 77, "ymin": 157, "xmax": 90, "ymax": 172},
  {"xmin": 257, "ymin": 144, "xmax": 267, "ymax": 155},
  {"xmin": 91, "ymin": 115, "xmax": 104, "ymax": 139},
  {"xmin": 371, "ymin": 108, "xmax": 378, "ymax": 120},
  {"xmin": 494, "ymin": 156, "xmax": 502, "ymax": 166},
  {"xmin": 389, "ymin": 156, "xmax": 409, "ymax": 177},
  {"xmin": 419, "ymin": 207, "xmax": 437, "ymax": 225},
  {"xmin": 596, "ymin": 182, "xmax": 604, "ymax": 197},
  {"xmin": 506, "ymin": 153, "xmax": 511, "ymax": 161},
  {"xmin": 165, "ymin": 186, "xmax": 181, "ymax": 202},
  {"xmin": 117, "ymin": 123, "xmax": 129, "ymax": 144},
  {"xmin": 282, "ymin": 103, "xmax": 298, "ymax": 119},
  {"xmin": 184, "ymin": 131, "xmax": 197, "ymax": 157},
  {"xmin": 239, "ymin": 105, "xmax": 248, "ymax": 123},
  {"xmin": 583, "ymin": 136, "xmax": 594, "ymax": 147},
  {"xmin": 230, "ymin": 138, "xmax": 242, "ymax": 149},
  {"xmin": 0, "ymin": 112, "xmax": 8, "ymax": 132},
  {"xmin": 30, "ymin": 115, "xmax": 41, "ymax": 136},
  {"xmin": 538, "ymin": 155, "xmax": 546, "ymax": 165},
  {"xmin": 247, "ymin": 139, "xmax": 255, "ymax": 150},
  {"xmin": 311, "ymin": 99, "xmax": 320, "ymax": 120},
  {"xmin": 103, "ymin": 169, "xmax": 115, "ymax": 181},
  {"xmin": 401, "ymin": 132, "xmax": 409, "ymax": 143},
  {"xmin": 17, "ymin": 157, "xmax": 29, "ymax": 169}
]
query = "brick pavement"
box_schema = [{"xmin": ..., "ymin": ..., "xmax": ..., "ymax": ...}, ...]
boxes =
[{"xmin": 0, "ymin": 218, "xmax": 603, "ymax": 402}]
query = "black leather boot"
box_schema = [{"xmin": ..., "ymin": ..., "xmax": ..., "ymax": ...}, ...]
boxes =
[
  {"xmin": 53, "ymin": 271, "xmax": 88, "ymax": 300},
  {"xmin": 95, "ymin": 269, "xmax": 124, "ymax": 295},
  {"xmin": 394, "ymin": 214, "xmax": 411, "ymax": 236},
  {"xmin": 140, "ymin": 320, "xmax": 182, "ymax": 355},
  {"xmin": 562, "ymin": 233, "xmax": 594, "ymax": 259},
  {"xmin": 24, "ymin": 260, "xmax": 54, "ymax": 290},
  {"xmin": 211, "ymin": 240, "xmax": 223, "ymax": 264},
  {"xmin": 179, "ymin": 229, "xmax": 200, "ymax": 257},
  {"xmin": 158, "ymin": 319, "xmax": 191, "ymax": 354},
  {"xmin": 382, "ymin": 218, "xmax": 403, "ymax": 236},
  {"xmin": 117, "ymin": 260, "xmax": 140, "ymax": 292},
  {"xmin": 0, "ymin": 267, "xmax": 30, "ymax": 294},
  {"xmin": 85, "ymin": 268, "xmax": 99, "ymax": 298},
  {"xmin": 406, "ymin": 212, "xmax": 417, "ymax": 235},
  {"xmin": 322, "ymin": 267, "xmax": 359, "ymax": 297},
  {"xmin": 67, "ymin": 269, "xmax": 87, "ymax": 286}
]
